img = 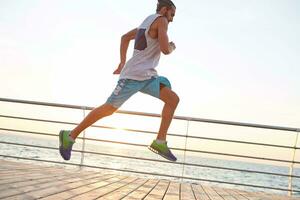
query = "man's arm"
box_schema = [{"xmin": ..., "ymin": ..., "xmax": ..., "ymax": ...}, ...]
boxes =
[
  {"xmin": 113, "ymin": 28, "xmax": 137, "ymax": 74},
  {"xmin": 157, "ymin": 17, "xmax": 175, "ymax": 55}
]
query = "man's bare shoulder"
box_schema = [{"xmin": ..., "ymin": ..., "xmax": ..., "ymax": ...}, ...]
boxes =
[
  {"xmin": 153, "ymin": 16, "xmax": 168, "ymax": 28},
  {"xmin": 149, "ymin": 16, "xmax": 168, "ymax": 39}
]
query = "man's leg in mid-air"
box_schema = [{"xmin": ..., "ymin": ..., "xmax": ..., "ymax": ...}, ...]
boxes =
[
  {"xmin": 70, "ymin": 104, "xmax": 117, "ymax": 140},
  {"xmin": 157, "ymin": 86, "xmax": 180, "ymax": 140},
  {"xmin": 59, "ymin": 103, "xmax": 117, "ymax": 160},
  {"xmin": 149, "ymin": 85, "xmax": 180, "ymax": 161},
  {"xmin": 59, "ymin": 79, "xmax": 140, "ymax": 161}
]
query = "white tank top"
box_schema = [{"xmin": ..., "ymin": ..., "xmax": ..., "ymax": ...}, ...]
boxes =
[{"xmin": 119, "ymin": 14, "xmax": 162, "ymax": 81}]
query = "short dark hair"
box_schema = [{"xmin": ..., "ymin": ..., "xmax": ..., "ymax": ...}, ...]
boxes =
[{"xmin": 156, "ymin": 0, "xmax": 176, "ymax": 12}]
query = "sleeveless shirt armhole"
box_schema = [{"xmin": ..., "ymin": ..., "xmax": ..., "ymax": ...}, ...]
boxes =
[{"xmin": 145, "ymin": 15, "xmax": 164, "ymax": 38}]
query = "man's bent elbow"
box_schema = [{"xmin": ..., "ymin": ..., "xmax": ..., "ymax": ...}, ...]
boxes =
[
  {"xmin": 121, "ymin": 34, "xmax": 129, "ymax": 42},
  {"xmin": 121, "ymin": 33, "xmax": 133, "ymax": 42}
]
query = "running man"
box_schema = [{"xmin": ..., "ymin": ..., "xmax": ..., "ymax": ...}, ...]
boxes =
[{"xmin": 59, "ymin": 0, "xmax": 179, "ymax": 162}]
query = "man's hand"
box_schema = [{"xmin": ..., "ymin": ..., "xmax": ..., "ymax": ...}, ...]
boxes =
[
  {"xmin": 113, "ymin": 62, "xmax": 125, "ymax": 74},
  {"xmin": 169, "ymin": 42, "xmax": 176, "ymax": 53}
]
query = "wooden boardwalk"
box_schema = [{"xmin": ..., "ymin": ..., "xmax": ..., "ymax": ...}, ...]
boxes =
[{"xmin": 0, "ymin": 159, "xmax": 299, "ymax": 200}]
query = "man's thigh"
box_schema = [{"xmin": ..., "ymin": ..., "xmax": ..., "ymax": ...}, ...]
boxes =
[
  {"xmin": 106, "ymin": 79, "xmax": 142, "ymax": 108},
  {"xmin": 140, "ymin": 76, "xmax": 172, "ymax": 99}
]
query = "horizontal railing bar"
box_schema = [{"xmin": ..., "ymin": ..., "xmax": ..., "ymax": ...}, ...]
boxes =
[
  {"xmin": 1, "ymin": 128, "xmax": 299, "ymax": 164},
  {"xmin": 0, "ymin": 128, "xmax": 56, "ymax": 138},
  {"xmin": 0, "ymin": 97, "xmax": 299, "ymax": 132},
  {"xmin": 0, "ymin": 154, "xmax": 298, "ymax": 193},
  {"xmin": 0, "ymin": 114, "xmax": 82, "ymax": 128},
  {"xmin": 0, "ymin": 98, "xmax": 89, "ymax": 110},
  {"xmin": 1, "ymin": 114, "xmax": 299, "ymax": 150},
  {"xmin": 185, "ymin": 135, "xmax": 298, "ymax": 149},
  {"xmin": 1, "ymin": 140, "xmax": 299, "ymax": 179},
  {"xmin": 179, "ymin": 148, "xmax": 300, "ymax": 164}
]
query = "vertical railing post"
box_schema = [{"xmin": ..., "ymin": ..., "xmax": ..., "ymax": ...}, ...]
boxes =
[
  {"xmin": 181, "ymin": 119, "xmax": 190, "ymax": 181},
  {"xmin": 79, "ymin": 107, "xmax": 87, "ymax": 169},
  {"xmin": 288, "ymin": 129, "xmax": 299, "ymax": 196}
]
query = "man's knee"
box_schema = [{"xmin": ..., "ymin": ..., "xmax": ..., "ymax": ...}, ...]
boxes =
[
  {"xmin": 172, "ymin": 92, "xmax": 180, "ymax": 108},
  {"xmin": 101, "ymin": 103, "xmax": 118, "ymax": 116},
  {"xmin": 161, "ymin": 89, "xmax": 180, "ymax": 109}
]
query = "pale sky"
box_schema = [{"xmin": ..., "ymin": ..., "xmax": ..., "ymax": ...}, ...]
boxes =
[{"xmin": 0, "ymin": 1, "xmax": 299, "ymax": 163}]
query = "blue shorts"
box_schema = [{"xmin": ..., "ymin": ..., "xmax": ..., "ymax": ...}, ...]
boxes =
[{"xmin": 106, "ymin": 76, "xmax": 171, "ymax": 108}]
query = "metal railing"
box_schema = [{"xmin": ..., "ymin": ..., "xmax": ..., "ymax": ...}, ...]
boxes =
[{"xmin": 0, "ymin": 97, "xmax": 299, "ymax": 196}]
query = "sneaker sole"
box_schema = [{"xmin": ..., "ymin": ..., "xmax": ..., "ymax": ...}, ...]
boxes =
[
  {"xmin": 59, "ymin": 130, "xmax": 68, "ymax": 160},
  {"xmin": 148, "ymin": 146, "xmax": 176, "ymax": 162},
  {"xmin": 59, "ymin": 130, "xmax": 63, "ymax": 147}
]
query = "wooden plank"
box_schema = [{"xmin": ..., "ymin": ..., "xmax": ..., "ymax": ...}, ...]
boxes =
[
  {"xmin": 163, "ymin": 181, "xmax": 180, "ymax": 200},
  {"xmin": 1, "ymin": 171, "xmax": 104, "ymax": 199},
  {"xmin": 0, "ymin": 168, "xmax": 69, "ymax": 182},
  {"xmin": 191, "ymin": 184, "xmax": 211, "ymax": 200},
  {"xmin": 213, "ymin": 186, "xmax": 237, "ymax": 200},
  {"xmin": 69, "ymin": 176, "xmax": 137, "ymax": 200},
  {"xmin": 180, "ymin": 183, "xmax": 196, "ymax": 200},
  {"xmin": 239, "ymin": 190, "xmax": 299, "ymax": 200},
  {"xmin": 144, "ymin": 180, "xmax": 170, "ymax": 200},
  {"xmin": 277, "ymin": 194, "xmax": 300, "ymax": 200},
  {"xmin": 0, "ymin": 170, "xmax": 82, "ymax": 193},
  {"xmin": 0, "ymin": 169, "xmax": 79, "ymax": 186},
  {"xmin": 122, "ymin": 179, "xmax": 159, "ymax": 200},
  {"xmin": 0, "ymin": 172, "xmax": 86, "ymax": 198},
  {"xmin": 97, "ymin": 178, "xmax": 148, "ymax": 199},
  {"xmin": 202, "ymin": 185, "xmax": 223, "ymax": 200},
  {"xmin": 225, "ymin": 189, "xmax": 249, "ymax": 200},
  {"xmin": 4, "ymin": 174, "xmax": 117, "ymax": 200},
  {"xmin": 39, "ymin": 174, "xmax": 118, "ymax": 200}
]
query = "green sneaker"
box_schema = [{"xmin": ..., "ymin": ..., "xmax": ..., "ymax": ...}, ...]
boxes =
[
  {"xmin": 148, "ymin": 140, "xmax": 177, "ymax": 162},
  {"xmin": 59, "ymin": 130, "xmax": 75, "ymax": 160}
]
